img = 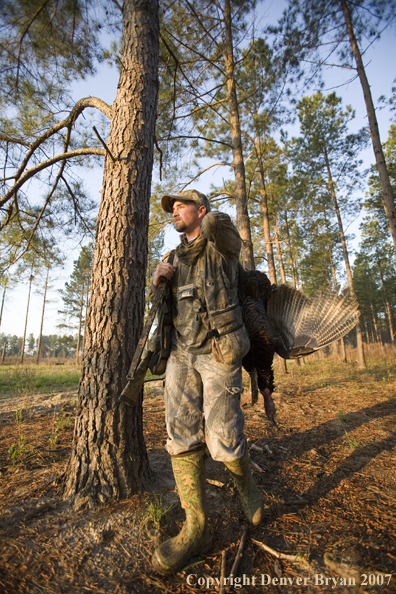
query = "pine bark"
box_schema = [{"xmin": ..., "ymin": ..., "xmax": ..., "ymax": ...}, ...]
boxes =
[
  {"xmin": 63, "ymin": 0, "xmax": 159, "ymax": 508},
  {"xmin": 340, "ymin": 0, "xmax": 396, "ymax": 254}
]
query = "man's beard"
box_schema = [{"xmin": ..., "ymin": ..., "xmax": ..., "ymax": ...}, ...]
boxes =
[{"xmin": 174, "ymin": 219, "xmax": 187, "ymax": 233}]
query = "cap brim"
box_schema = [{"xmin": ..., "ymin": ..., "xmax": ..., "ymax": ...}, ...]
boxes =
[
  {"xmin": 161, "ymin": 194, "xmax": 180, "ymax": 213},
  {"xmin": 162, "ymin": 194, "xmax": 197, "ymax": 213}
]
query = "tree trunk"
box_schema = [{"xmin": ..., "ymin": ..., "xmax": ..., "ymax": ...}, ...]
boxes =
[
  {"xmin": 223, "ymin": 0, "xmax": 254, "ymax": 270},
  {"xmin": 75, "ymin": 282, "xmax": 84, "ymax": 364},
  {"xmin": 81, "ymin": 281, "xmax": 90, "ymax": 360},
  {"xmin": 370, "ymin": 302, "xmax": 383, "ymax": 346},
  {"xmin": 377, "ymin": 258, "xmax": 395, "ymax": 343},
  {"xmin": 273, "ymin": 217, "xmax": 287, "ymax": 283},
  {"xmin": 323, "ymin": 146, "xmax": 366, "ymax": 368},
  {"xmin": 283, "ymin": 210, "xmax": 298, "ymax": 288},
  {"xmin": 256, "ymin": 138, "xmax": 277, "ymax": 283},
  {"xmin": 273, "ymin": 215, "xmax": 289, "ymax": 373},
  {"xmin": 63, "ymin": 0, "xmax": 159, "ymax": 508},
  {"xmin": 324, "ymin": 217, "xmax": 338, "ymax": 288},
  {"xmin": 341, "ymin": 0, "xmax": 396, "ymax": 254},
  {"xmin": 0, "ymin": 281, "xmax": 6, "ymax": 329},
  {"xmin": 1, "ymin": 341, "xmax": 6, "ymax": 364},
  {"xmin": 36, "ymin": 267, "xmax": 49, "ymax": 364},
  {"xmin": 20, "ymin": 266, "xmax": 34, "ymax": 364},
  {"xmin": 364, "ymin": 321, "xmax": 370, "ymax": 344}
]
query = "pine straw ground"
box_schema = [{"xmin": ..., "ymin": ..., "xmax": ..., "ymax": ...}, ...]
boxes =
[{"xmin": 0, "ymin": 346, "xmax": 395, "ymax": 594}]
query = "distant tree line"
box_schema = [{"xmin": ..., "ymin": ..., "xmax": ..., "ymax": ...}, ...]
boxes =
[{"xmin": 0, "ymin": 333, "xmax": 77, "ymax": 359}]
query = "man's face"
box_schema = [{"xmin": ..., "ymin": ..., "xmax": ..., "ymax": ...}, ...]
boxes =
[{"xmin": 172, "ymin": 200, "xmax": 205, "ymax": 237}]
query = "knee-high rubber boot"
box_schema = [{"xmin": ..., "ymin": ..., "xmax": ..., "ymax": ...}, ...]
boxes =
[
  {"xmin": 151, "ymin": 448, "xmax": 211, "ymax": 575},
  {"xmin": 224, "ymin": 449, "xmax": 264, "ymax": 525}
]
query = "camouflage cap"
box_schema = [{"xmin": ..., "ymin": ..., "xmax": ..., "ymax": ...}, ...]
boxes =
[{"xmin": 161, "ymin": 189, "xmax": 211, "ymax": 214}]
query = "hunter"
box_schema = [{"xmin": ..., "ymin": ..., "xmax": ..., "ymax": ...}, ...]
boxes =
[{"xmin": 150, "ymin": 189, "xmax": 264, "ymax": 575}]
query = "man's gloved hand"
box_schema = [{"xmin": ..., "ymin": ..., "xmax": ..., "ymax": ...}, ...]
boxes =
[{"xmin": 153, "ymin": 262, "xmax": 177, "ymax": 286}]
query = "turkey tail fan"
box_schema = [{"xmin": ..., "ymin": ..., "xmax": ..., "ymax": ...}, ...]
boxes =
[{"xmin": 267, "ymin": 284, "xmax": 360, "ymax": 359}]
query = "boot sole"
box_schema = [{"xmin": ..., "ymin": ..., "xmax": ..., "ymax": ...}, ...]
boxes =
[{"xmin": 151, "ymin": 537, "xmax": 212, "ymax": 576}]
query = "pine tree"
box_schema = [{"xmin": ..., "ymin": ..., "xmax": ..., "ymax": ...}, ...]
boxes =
[
  {"xmin": 289, "ymin": 91, "xmax": 367, "ymax": 367},
  {"xmin": 276, "ymin": 0, "xmax": 396, "ymax": 253},
  {"xmin": 58, "ymin": 244, "xmax": 94, "ymax": 362},
  {"xmin": 63, "ymin": 0, "xmax": 160, "ymax": 507}
]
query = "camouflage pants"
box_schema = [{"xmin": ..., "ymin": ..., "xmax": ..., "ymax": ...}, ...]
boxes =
[{"xmin": 164, "ymin": 348, "xmax": 246, "ymax": 462}]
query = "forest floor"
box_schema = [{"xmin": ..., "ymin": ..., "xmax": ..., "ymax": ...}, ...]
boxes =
[{"xmin": 0, "ymin": 347, "xmax": 395, "ymax": 594}]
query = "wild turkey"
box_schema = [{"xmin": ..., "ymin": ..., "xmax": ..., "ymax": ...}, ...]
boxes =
[{"xmin": 238, "ymin": 266, "xmax": 360, "ymax": 425}]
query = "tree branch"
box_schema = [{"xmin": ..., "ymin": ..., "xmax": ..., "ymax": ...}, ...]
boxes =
[
  {"xmin": 180, "ymin": 162, "xmax": 233, "ymax": 190},
  {"xmin": 303, "ymin": 59, "xmax": 356, "ymax": 70},
  {"xmin": 157, "ymin": 134, "xmax": 232, "ymax": 148},
  {"xmin": 184, "ymin": 0, "xmax": 226, "ymax": 59},
  {"xmin": 0, "ymin": 148, "xmax": 106, "ymax": 209},
  {"xmin": 0, "ymin": 134, "xmax": 30, "ymax": 147},
  {"xmin": 14, "ymin": 97, "xmax": 113, "ymax": 182}
]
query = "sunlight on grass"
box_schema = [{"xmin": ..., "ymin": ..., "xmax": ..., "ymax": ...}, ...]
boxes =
[{"xmin": 0, "ymin": 362, "xmax": 81, "ymax": 398}]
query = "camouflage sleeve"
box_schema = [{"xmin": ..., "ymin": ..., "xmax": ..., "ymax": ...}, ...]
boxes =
[
  {"xmin": 200, "ymin": 211, "xmax": 241, "ymax": 260},
  {"xmin": 148, "ymin": 250, "xmax": 173, "ymax": 302}
]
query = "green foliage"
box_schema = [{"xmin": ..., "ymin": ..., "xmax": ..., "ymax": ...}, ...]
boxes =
[
  {"xmin": 0, "ymin": 332, "xmax": 77, "ymax": 358},
  {"xmin": 49, "ymin": 411, "xmax": 72, "ymax": 447},
  {"xmin": 352, "ymin": 125, "xmax": 396, "ymax": 342},
  {"xmin": 144, "ymin": 495, "xmax": 171, "ymax": 533},
  {"xmin": 0, "ymin": 2, "xmax": 109, "ymax": 272},
  {"xmin": 58, "ymin": 243, "xmax": 94, "ymax": 334},
  {"xmin": 274, "ymin": 0, "xmax": 396, "ymax": 77},
  {"xmin": 287, "ymin": 91, "xmax": 368, "ymax": 292},
  {"xmin": 8, "ymin": 406, "xmax": 33, "ymax": 463}
]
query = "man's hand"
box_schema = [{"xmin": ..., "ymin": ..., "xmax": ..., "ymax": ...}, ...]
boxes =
[{"xmin": 153, "ymin": 262, "xmax": 177, "ymax": 286}]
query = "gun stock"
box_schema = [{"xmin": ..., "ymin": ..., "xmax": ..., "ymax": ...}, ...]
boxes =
[{"xmin": 119, "ymin": 349, "xmax": 152, "ymax": 406}]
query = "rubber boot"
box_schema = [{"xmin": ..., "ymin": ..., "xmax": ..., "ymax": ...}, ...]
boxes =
[
  {"xmin": 151, "ymin": 448, "xmax": 211, "ymax": 575},
  {"xmin": 224, "ymin": 448, "xmax": 264, "ymax": 525}
]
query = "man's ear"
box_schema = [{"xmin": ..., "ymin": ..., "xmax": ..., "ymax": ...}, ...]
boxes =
[{"xmin": 198, "ymin": 205, "xmax": 206, "ymax": 218}]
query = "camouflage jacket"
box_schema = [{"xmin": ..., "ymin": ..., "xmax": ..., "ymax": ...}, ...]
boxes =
[{"xmin": 154, "ymin": 211, "xmax": 250, "ymax": 366}]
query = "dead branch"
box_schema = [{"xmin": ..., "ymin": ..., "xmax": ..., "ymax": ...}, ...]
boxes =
[
  {"xmin": 219, "ymin": 550, "xmax": 227, "ymax": 594},
  {"xmin": 92, "ymin": 126, "xmax": 116, "ymax": 162},
  {"xmin": 251, "ymin": 538, "xmax": 316, "ymax": 573},
  {"xmin": 227, "ymin": 525, "xmax": 248, "ymax": 590},
  {"xmin": 179, "ymin": 162, "xmax": 233, "ymax": 191},
  {"xmin": 154, "ymin": 136, "xmax": 163, "ymax": 180},
  {"xmin": 61, "ymin": 175, "xmax": 95, "ymax": 236},
  {"xmin": 110, "ymin": 0, "xmax": 123, "ymax": 12},
  {"xmin": 157, "ymin": 135, "xmax": 232, "ymax": 148}
]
